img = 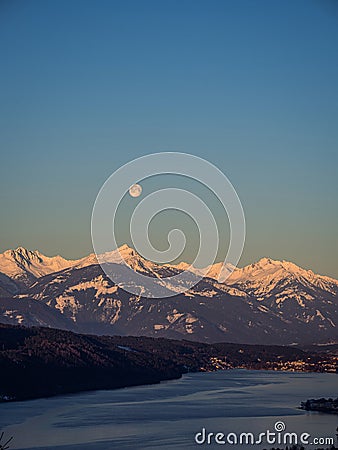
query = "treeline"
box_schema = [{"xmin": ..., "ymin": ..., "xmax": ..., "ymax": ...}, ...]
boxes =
[
  {"xmin": 301, "ymin": 397, "xmax": 338, "ymax": 414},
  {"xmin": 0, "ymin": 324, "xmax": 335, "ymax": 401}
]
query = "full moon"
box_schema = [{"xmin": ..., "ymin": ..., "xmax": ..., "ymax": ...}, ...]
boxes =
[{"xmin": 129, "ymin": 183, "xmax": 142, "ymax": 198}]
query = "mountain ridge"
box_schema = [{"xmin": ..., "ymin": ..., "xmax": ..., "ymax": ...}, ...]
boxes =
[
  {"xmin": 1, "ymin": 245, "xmax": 337, "ymax": 286},
  {"xmin": 0, "ymin": 246, "xmax": 337, "ymax": 345}
]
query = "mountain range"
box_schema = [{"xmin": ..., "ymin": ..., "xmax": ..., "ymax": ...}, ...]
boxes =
[{"xmin": 0, "ymin": 246, "xmax": 337, "ymax": 345}]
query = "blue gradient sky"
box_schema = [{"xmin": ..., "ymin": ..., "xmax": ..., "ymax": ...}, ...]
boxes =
[{"xmin": 0, "ymin": 0, "xmax": 337, "ymax": 277}]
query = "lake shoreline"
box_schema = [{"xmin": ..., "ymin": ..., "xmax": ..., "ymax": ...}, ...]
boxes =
[
  {"xmin": 2, "ymin": 366, "xmax": 337, "ymax": 405},
  {"xmin": 2, "ymin": 370, "xmax": 338, "ymax": 450},
  {"xmin": 1, "ymin": 324, "xmax": 336, "ymax": 403}
]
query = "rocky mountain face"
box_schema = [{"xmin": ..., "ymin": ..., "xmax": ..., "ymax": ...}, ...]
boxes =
[
  {"xmin": 0, "ymin": 247, "xmax": 75, "ymax": 287},
  {"xmin": 226, "ymin": 258, "xmax": 338, "ymax": 337},
  {"xmin": 0, "ymin": 246, "xmax": 337, "ymax": 345}
]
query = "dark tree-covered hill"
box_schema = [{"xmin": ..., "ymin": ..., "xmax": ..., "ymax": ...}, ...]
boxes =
[{"xmin": 0, "ymin": 324, "xmax": 335, "ymax": 401}]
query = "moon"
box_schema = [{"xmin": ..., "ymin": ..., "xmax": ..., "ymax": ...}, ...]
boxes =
[{"xmin": 129, "ymin": 183, "xmax": 142, "ymax": 198}]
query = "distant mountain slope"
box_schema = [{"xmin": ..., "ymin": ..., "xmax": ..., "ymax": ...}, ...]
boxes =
[
  {"xmin": 9, "ymin": 263, "xmax": 338, "ymax": 345},
  {"xmin": 0, "ymin": 245, "xmax": 164, "ymax": 287},
  {"xmin": 0, "ymin": 246, "xmax": 337, "ymax": 345},
  {"xmin": 227, "ymin": 257, "xmax": 338, "ymax": 333},
  {"xmin": 23, "ymin": 264, "xmax": 291, "ymax": 342},
  {"xmin": 0, "ymin": 296, "xmax": 74, "ymax": 330},
  {"xmin": 0, "ymin": 272, "xmax": 20, "ymax": 297},
  {"xmin": 0, "ymin": 247, "xmax": 76, "ymax": 286},
  {"xmin": 227, "ymin": 257, "xmax": 338, "ymax": 301}
]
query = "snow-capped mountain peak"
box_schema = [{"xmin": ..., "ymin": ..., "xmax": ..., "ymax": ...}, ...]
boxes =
[
  {"xmin": 92, "ymin": 244, "xmax": 159, "ymax": 274},
  {"xmin": 0, "ymin": 246, "xmax": 337, "ymax": 345},
  {"xmin": 226, "ymin": 257, "xmax": 337, "ymax": 329},
  {"xmin": 0, "ymin": 247, "xmax": 75, "ymax": 284},
  {"xmin": 227, "ymin": 256, "xmax": 338, "ymax": 288}
]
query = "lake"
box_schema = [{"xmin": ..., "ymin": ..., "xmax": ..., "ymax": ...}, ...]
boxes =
[{"xmin": 0, "ymin": 370, "xmax": 337, "ymax": 449}]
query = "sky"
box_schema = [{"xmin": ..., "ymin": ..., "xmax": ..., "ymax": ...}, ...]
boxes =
[{"xmin": 0, "ymin": 0, "xmax": 337, "ymax": 277}]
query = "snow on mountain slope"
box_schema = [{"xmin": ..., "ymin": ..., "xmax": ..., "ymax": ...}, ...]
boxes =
[
  {"xmin": 1, "ymin": 246, "xmax": 336, "ymax": 293},
  {"xmin": 7, "ymin": 257, "xmax": 336, "ymax": 344},
  {"xmin": 0, "ymin": 247, "xmax": 77, "ymax": 286},
  {"xmin": 0, "ymin": 246, "xmax": 336, "ymax": 344},
  {"xmin": 227, "ymin": 257, "xmax": 338, "ymax": 301},
  {"xmin": 171, "ymin": 261, "xmax": 235, "ymax": 282},
  {"xmin": 226, "ymin": 257, "xmax": 338, "ymax": 332},
  {"xmin": 0, "ymin": 296, "xmax": 75, "ymax": 329},
  {"xmin": 72, "ymin": 244, "xmax": 161, "ymax": 272},
  {"xmin": 22, "ymin": 263, "xmax": 313, "ymax": 344},
  {"xmin": 0, "ymin": 244, "xmax": 182, "ymax": 290}
]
